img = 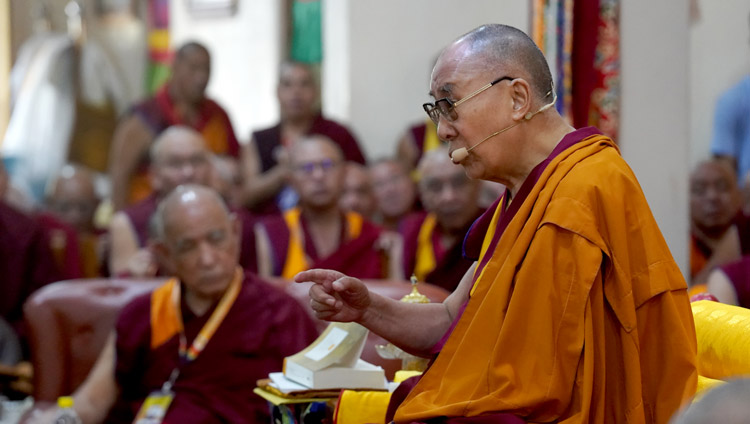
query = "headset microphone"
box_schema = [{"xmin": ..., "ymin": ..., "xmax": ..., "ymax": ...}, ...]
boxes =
[{"xmin": 450, "ymin": 92, "xmax": 557, "ymax": 164}]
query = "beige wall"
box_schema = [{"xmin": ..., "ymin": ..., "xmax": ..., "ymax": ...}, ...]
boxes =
[
  {"xmin": 690, "ymin": 0, "xmax": 750, "ymax": 166},
  {"xmin": 169, "ymin": 0, "xmax": 284, "ymax": 141},
  {"xmin": 620, "ymin": 0, "xmax": 690, "ymax": 274},
  {"xmin": 322, "ymin": 0, "xmax": 529, "ymax": 160},
  {"xmin": 0, "ymin": 0, "xmax": 9, "ymax": 143}
]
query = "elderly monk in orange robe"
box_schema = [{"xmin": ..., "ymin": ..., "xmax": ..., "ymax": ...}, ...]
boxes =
[
  {"xmin": 255, "ymin": 135, "xmax": 388, "ymax": 280},
  {"xmin": 296, "ymin": 24, "xmax": 697, "ymax": 423}
]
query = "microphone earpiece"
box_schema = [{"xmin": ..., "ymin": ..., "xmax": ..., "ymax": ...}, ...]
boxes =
[
  {"xmin": 451, "ymin": 147, "xmax": 469, "ymax": 163},
  {"xmin": 450, "ymin": 89, "xmax": 557, "ymax": 164}
]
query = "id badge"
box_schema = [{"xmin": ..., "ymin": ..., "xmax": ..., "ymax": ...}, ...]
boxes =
[{"xmin": 133, "ymin": 389, "xmax": 174, "ymax": 424}]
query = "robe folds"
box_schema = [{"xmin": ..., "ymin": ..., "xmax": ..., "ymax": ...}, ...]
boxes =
[{"xmin": 395, "ymin": 128, "xmax": 698, "ymax": 423}]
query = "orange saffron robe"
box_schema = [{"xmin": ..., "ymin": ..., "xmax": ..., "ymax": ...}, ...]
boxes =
[{"xmin": 395, "ymin": 131, "xmax": 698, "ymax": 423}]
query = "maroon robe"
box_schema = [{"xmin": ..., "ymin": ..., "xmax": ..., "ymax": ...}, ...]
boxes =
[
  {"xmin": 718, "ymin": 255, "xmax": 750, "ymax": 308},
  {"xmin": 122, "ymin": 195, "xmax": 258, "ymax": 273},
  {"xmin": 259, "ymin": 212, "xmax": 386, "ymax": 279},
  {"xmin": 36, "ymin": 212, "xmax": 85, "ymax": 280},
  {"xmin": 400, "ymin": 211, "xmax": 482, "ymax": 292},
  {"xmin": 0, "ymin": 202, "xmax": 60, "ymax": 352},
  {"xmin": 108, "ymin": 273, "xmax": 318, "ymax": 423},
  {"xmin": 252, "ymin": 115, "xmax": 366, "ymax": 215},
  {"xmin": 387, "ymin": 127, "xmax": 604, "ymax": 424}
]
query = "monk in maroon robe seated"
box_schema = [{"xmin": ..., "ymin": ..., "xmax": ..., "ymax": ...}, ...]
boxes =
[
  {"xmin": 43, "ymin": 164, "xmax": 107, "ymax": 277},
  {"xmin": 339, "ymin": 162, "xmax": 377, "ymax": 220},
  {"xmin": 0, "ymin": 160, "xmax": 60, "ymax": 355},
  {"xmin": 109, "ymin": 126, "xmax": 256, "ymax": 277},
  {"xmin": 31, "ymin": 185, "xmax": 318, "ymax": 424},
  {"xmin": 689, "ymin": 159, "xmax": 750, "ymax": 284},
  {"xmin": 370, "ymin": 158, "xmax": 420, "ymax": 231},
  {"xmin": 706, "ymin": 255, "xmax": 750, "ymax": 308},
  {"xmin": 108, "ymin": 42, "xmax": 240, "ymax": 211},
  {"xmin": 241, "ymin": 61, "xmax": 366, "ymax": 215},
  {"xmin": 255, "ymin": 135, "xmax": 390, "ymax": 280},
  {"xmin": 400, "ymin": 147, "xmax": 482, "ymax": 292}
]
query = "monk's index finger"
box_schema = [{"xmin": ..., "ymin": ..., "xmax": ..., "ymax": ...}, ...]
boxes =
[{"xmin": 294, "ymin": 269, "xmax": 345, "ymax": 288}]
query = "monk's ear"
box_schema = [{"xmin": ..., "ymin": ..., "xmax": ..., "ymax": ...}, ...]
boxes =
[
  {"xmin": 151, "ymin": 240, "xmax": 174, "ymax": 273},
  {"xmin": 509, "ymin": 78, "xmax": 532, "ymax": 122}
]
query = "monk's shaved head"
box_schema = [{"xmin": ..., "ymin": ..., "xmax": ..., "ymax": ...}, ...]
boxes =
[
  {"xmin": 149, "ymin": 126, "xmax": 212, "ymax": 195},
  {"xmin": 288, "ymin": 135, "xmax": 344, "ymax": 165},
  {"xmin": 45, "ymin": 164, "xmax": 99, "ymax": 232},
  {"xmin": 417, "ymin": 147, "xmax": 453, "ymax": 174},
  {"xmin": 45, "ymin": 164, "xmax": 97, "ymax": 201},
  {"xmin": 671, "ymin": 379, "xmax": 750, "ymax": 424},
  {"xmin": 175, "ymin": 41, "xmax": 209, "ymax": 62},
  {"xmin": 150, "ymin": 126, "xmax": 207, "ymax": 162},
  {"xmin": 153, "ymin": 184, "xmax": 230, "ymax": 241},
  {"xmin": 454, "ymin": 24, "xmax": 553, "ymax": 101}
]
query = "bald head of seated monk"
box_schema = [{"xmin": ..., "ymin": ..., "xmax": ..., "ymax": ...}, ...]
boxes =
[
  {"xmin": 30, "ymin": 185, "xmax": 318, "ymax": 424},
  {"xmin": 109, "ymin": 126, "xmax": 213, "ymax": 277},
  {"xmin": 44, "ymin": 164, "xmax": 100, "ymax": 235},
  {"xmin": 671, "ymin": 378, "xmax": 750, "ymax": 424}
]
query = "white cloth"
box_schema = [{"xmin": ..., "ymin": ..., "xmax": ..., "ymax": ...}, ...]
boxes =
[{"xmin": 2, "ymin": 33, "xmax": 76, "ymax": 202}]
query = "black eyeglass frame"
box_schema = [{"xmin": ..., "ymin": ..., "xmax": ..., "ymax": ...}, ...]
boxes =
[{"xmin": 423, "ymin": 76, "xmax": 515, "ymax": 125}]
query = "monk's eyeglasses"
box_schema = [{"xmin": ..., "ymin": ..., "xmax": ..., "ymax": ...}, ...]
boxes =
[
  {"xmin": 423, "ymin": 76, "xmax": 515, "ymax": 125},
  {"xmin": 293, "ymin": 158, "xmax": 341, "ymax": 175}
]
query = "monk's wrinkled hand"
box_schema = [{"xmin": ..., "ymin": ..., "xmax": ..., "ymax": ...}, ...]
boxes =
[{"xmin": 295, "ymin": 269, "xmax": 371, "ymax": 322}]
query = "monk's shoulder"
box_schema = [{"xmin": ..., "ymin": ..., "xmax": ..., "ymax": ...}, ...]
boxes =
[
  {"xmin": 115, "ymin": 290, "xmax": 152, "ymax": 345},
  {"xmin": 541, "ymin": 147, "xmax": 648, "ymax": 246},
  {"xmin": 239, "ymin": 275, "xmax": 307, "ymax": 318},
  {"xmin": 552, "ymin": 147, "xmax": 641, "ymax": 206}
]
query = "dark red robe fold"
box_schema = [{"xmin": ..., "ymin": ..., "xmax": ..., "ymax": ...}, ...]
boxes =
[
  {"xmin": 400, "ymin": 211, "xmax": 482, "ymax": 292},
  {"xmin": 259, "ymin": 212, "xmax": 386, "ymax": 279},
  {"xmin": 0, "ymin": 202, "xmax": 60, "ymax": 354}
]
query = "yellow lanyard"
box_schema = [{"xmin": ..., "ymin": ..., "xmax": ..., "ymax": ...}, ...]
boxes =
[{"xmin": 174, "ymin": 267, "xmax": 243, "ymax": 363}]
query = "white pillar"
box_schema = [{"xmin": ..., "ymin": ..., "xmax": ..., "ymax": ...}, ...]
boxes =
[
  {"xmin": 620, "ymin": 0, "xmax": 690, "ymax": 275},
  {"xmin": 0, "ymin": 0, "xmax": 10, "ymax": 144}
]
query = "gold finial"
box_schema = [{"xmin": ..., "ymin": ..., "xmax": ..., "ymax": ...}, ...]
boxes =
[{"xmin": 400, "ymin": 275, "xmax": 430, "ymax": 304}]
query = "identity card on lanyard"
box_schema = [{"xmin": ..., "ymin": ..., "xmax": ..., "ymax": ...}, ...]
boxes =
[{"xmin": 133, "ymin": 269, "xmax": 243, "ymax": 424}]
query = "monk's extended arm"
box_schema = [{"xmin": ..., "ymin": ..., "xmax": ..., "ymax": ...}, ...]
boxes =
[
  {"xmin": 298, "ymin": 264, "xmax": 474, "ymax": 356},
  {"xmin": 240, "ymin": 138, "xmax": 289, "ymax": 208}
]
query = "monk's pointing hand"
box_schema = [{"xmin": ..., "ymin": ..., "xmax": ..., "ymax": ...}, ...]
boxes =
[{"xmin": 295, "ymin": 269, "xmax": 371, "ymax": 322}]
